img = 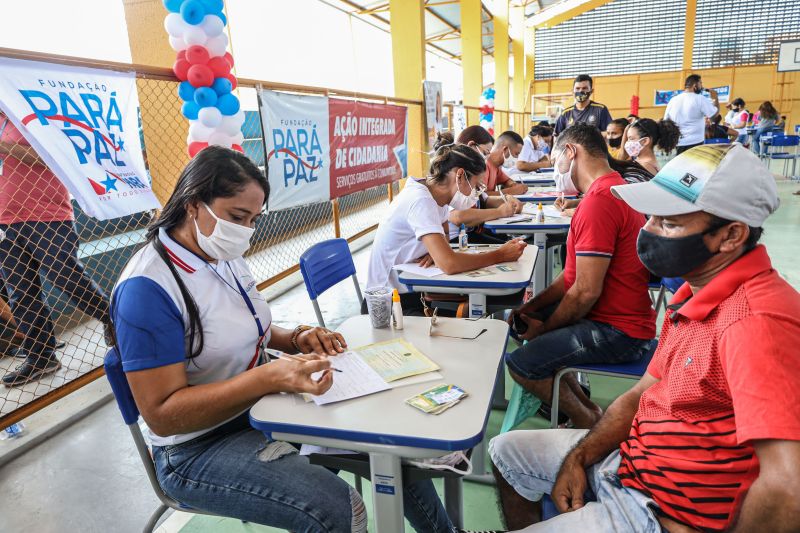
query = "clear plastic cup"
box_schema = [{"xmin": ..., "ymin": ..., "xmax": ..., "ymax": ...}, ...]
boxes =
[{"xmin": 364, "ymin": 287, "xmax": 392, "ymax": 328}]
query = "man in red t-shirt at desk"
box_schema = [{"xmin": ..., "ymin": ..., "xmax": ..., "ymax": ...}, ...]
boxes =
[
  {"xmin": 505, "ymin": 124, "xmax": 656, "ymax": 430},
  {"xmin": 491, "ymin": 144, "xmax": 800, "ymax": 533},
  {"xmin": 0, "ymin": 111, "xmax": 113, "ymax": 386}
]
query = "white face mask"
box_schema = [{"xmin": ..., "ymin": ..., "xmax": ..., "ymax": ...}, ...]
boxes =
[
  {"xmin": 625, "ymin": 139, "xmax": 644, "ymax": 158},
  {"xmin": 502, "ymin": 152, "xmax": 517, "ymax": 169},
  {"xmin": 553, "ymin": 150, "xmax": 579, "ymax": 195},
  {"xmin": 449, "ymin": 172, "xmax": 482, "ymax": 210},
  {"xmin": 194, "ymin": 203, "xmax": 255, "ymax": 261}
]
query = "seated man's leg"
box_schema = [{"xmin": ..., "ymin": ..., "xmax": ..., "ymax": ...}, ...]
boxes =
[
  {"xmin": 492, "ymin": 431, "xmax": 663, "ymax": 533},
  {"xmin": 505, "ymin": 320, "xmax": 652, "ymax": 429},
  {"xmin": 490, "ymin": 429, "xmax": 588, "ymax": 529}
]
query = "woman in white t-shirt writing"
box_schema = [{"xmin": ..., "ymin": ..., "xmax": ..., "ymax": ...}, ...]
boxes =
[
  {"xmin": 112, "ymin": 147, "xmax": 456, "ymax": 532},
  {"xmin": 365, "ymin": 137, "xmax": 527, "ymax": 315}
]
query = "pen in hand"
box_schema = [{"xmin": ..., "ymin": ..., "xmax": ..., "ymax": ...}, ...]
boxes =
[{"xmin": 265, "ymin": 349, "xmax": 343, "ymax": 372}]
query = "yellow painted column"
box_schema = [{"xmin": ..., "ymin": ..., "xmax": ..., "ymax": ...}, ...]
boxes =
[
  {"xmin": 390, "ymin": 0, "xmax": 426, "ymax": 177},
  {"xmin": 122, "ymin": 0, "xmax": 189, "ymax": 205},
  {"xmin": 524, "ymin": 26, "xmax": 535, "ymax": 115},
  {"xmin": 461, "ymin": 0, "xmax": 483, "ymax": 127},
  {"xmin": 511, "ymin": 5, "xmax": 525, "ymax": 134},
  {"xmin": 493, "ymin": 0, "xmax": 509, "ymax": 135},
  {"xmin": 683, "ymin": 0, "xmax": 697, "ymax": 72}
]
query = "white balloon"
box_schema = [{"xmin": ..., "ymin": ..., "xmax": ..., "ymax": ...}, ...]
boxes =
[
  {"xmin": 200, "ymin": 15, "xmax": 224, "ymax": 37},
  {"xmin": 184, "ymin": 26, "xmax": 208, "ymax": 47},
  {"xmin": 189, "ymin": 121, "xmax": 214, "ymax": 143},
  {"xmin": 220, "ymin": 115, "xmax": 242, "ymax": 136},
  {"xmin": 198, "ymin": 107, "xmax": 223, "ymax": 128},
  {"xmin": 164, "ymin": 13, "xmax": 188, "ymax": 37},
  {"xmin": 231, "ymin": 131, "xmax": 245, "ymax": 146},
  {"xmin": 208, "ymin": 130, "xmax": 231, "ymax": 147},
  {"xmin": 169, "ymin": 36, "xmax": 187, "ymax": 52},
  {"xmin": 205, "ymin": 33, "xmax": 228, "ymax": 57}
]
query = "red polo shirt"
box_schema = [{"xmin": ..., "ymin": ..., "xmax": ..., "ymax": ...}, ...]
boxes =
[
  {"xmin": 484, "ymin": 160, "xmax": 512, "ymax": 192},
  {"xmin": 618, "ymin": 245, "xmax": 800, "ymax": 532},
  {"xmin": 563, "ymin": 172, "xmax": 655, "ymax": 339},
  {"xmin": 0, "ymin": 116, "xmax": 73, "ymax": 224}
]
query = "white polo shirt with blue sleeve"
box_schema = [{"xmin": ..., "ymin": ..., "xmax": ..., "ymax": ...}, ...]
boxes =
[{"xmin": 112, "ymin": 228, "xmax": 272, "ymax": 446}]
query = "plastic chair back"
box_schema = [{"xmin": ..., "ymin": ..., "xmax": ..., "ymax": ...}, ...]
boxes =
[
  {"xmin": 704, "ymin": 138, "xmax": 729, "ymax": 145},
  {"xmin": 299, "ymin": 238, "xmax": 363, "ymax": 327},
  {"xmin": 771, "ymin": 134, "xmax": 800, "ymax": 147}
]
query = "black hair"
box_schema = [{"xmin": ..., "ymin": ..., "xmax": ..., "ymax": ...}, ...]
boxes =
[
  {"xmin": 537, "ymin": 120, "xmax": 551, "ymax": 127},
  {"xmin": 529, "ymin": 125, "xmax": 553, "ymax": 138},
  {"xmin": 555, "ymin": 123, "xmax": 652, "ymax": 181},
  {"xmin": 456, "ymin": 125, "xmax": 495, "ymax": 146},
  {"xmin": 731, "ymin": 97, "xmax": 745, "ymax": 107},
  {"xmin": 608, "ymin": 118, "xmax": 629, "ymax": 131},
  {"xmin": 631, "ymin": 118, "xmax": 681, "ymax": 153},
  {"xmin": 554, "ymin": 123, "xmax": 608, "ymax": 158},
  {"xmin": 685, "ymin": 74, "xmax": 702, "ymax": 88},
  {"xmin": 430, "ymin": 132, "xmax": 486, "ymax": 184},
  {"xmin": 498, "ymin": 130, "xmax": 524, "ymax": 146},
  {"xmin": 145, "ymin": 146, "xmax": 269, "ymax": 360},
  {"xmin": 627, "ymin": 114, "xmax": 639, "ymax": 120},
  {"xmin": 707, "ymin": 214, "xmax": 763, "ymax": 252},
  {"xmin": 574, "ymin": 74, "xmax": 593, "ymax": 88}
]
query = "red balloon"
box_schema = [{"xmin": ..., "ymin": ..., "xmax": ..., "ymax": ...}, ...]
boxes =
[
  {"xmin": 208, "ymin": 56, "xmax": 231, "ymax": 78},
  {"xmin": 177, "ymin": 50, "xmax": 187, "ymax": 62},
  {"xmin": 187, "ymin": 64, "xmax": 214, "ymax": 87},
  {"xmin": 188, "ymin": 141, "xmax": 209, "ymax": 158},
  {"xmin": 224, "ymin": 52, "xmax": 234, "ymax": 68},
  {"xmin": 173, "ymin": 59, "xmax": 190, "ymax": 81},
  {"xmin": 231, "ymin": 144, "xmax": 244, "ymax": 153},
  {"xmin": 226, "ymin": 73, "xmax": 238, "ymax": 90},
  {"xmin": 186, "ymin": 45, "xmax": 210, "ymax": 65}
]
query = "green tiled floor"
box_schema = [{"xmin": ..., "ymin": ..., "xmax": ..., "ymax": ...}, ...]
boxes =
[{"xmin": 175, "ymin": 178, "xmax": 800, "ymax": 532}]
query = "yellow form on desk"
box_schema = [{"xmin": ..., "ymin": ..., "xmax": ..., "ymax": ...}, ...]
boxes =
[{"xmin": 354, "ymin": 339, "xmax": 440, "ymax": 382}]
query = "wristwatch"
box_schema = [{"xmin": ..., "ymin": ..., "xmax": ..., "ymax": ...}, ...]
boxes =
[{"xmin": 290, "ymin": 325, "xmax": 313, "ymax": 353}]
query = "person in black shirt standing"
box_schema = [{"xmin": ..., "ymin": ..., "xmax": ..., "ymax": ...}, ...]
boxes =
[{"xmin": 554, "ymin": 74, "xmax": 613, "ymax": 136}]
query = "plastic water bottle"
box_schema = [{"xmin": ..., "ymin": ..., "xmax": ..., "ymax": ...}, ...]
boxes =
[{"xmin": 0, "ymin": 422, "xmax": 25, "ymax": 440}]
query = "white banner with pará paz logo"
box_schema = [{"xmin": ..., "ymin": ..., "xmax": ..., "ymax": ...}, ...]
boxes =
[{"xmin": 0, "ymin": 57, "xmax": 161, "ymax": 220}]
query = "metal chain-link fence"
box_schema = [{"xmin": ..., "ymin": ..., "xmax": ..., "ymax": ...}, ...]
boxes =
[{"xmin": 0, "ymin": 51, "xmax": 412, "ymax": 427}]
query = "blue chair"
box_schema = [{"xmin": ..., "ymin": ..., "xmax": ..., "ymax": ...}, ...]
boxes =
[
  {"xmin": 765, "ymin": 135, "xmax": 800, "ymax": 178},
  {"xmin": 299, "ymin": 238, "xmax": 362, "ymax": 327},
  {"xmin": 104, "ymin": 348, "xmax": 224, "ymax": 532},
  {"xmin": 550, "ymin": 343, "xmax": 657, "ymax": 428},
  {"xmin": 704, "ymin": 137, "xmax": 729, "ymax": 145}
]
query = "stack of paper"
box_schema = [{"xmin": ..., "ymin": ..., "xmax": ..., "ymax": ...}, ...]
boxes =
[
  {"xmin": 393, "ymin": 263, "xmax": 444, "ymax": 277},
  {"xmin": 406, "ymin": 384, "xmax": 468, "ymax": 414}
]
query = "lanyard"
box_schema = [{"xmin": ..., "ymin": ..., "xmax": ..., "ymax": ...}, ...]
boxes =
[
  {"xmin": 208, "ymin": 262, "xmax": 265, "ymax": 338},
  {"xmin": 0, "ymin": 119, "xmax": 8, "ymax": 139}
]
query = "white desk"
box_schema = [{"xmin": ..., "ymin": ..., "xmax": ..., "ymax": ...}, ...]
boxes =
[
  {"xmin": 397, "ymin": 245, "xmax": 538, "ymax": 318},
  {"xmin": 249, "ymin": 316, "xmax": 509, "ymax": 533},
  {"xmin": 514, "ymin": 171, "xmax": 555, "ymax": 186},
  {"xmin": 484, "ymin": 214, "xmax": 571, "ymax": 297},
  {"xmin": 515, "ymin": 186, "xmax": 576, "ymax": 204}
]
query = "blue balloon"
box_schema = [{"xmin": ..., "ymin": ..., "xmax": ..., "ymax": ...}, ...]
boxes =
[
  {"xmin": 163, "ymin": 0, "xmax": 183, "ymax": 12},
  {"xmin": 217, "ymin": 11, "xmax": 227, "ymax": 25},
  {"xmin": 216, "ymin": 93, "xmax": 240, "ymax": 116},
  {"xmin": 485, "ymin": 113, "xmax": 493, "ymax": 121},
  {"xmin": 194, "ymin": 87, "xmax": 218, "ymax": 108},
  {"xmin": 178, "ymin": 81, "xmax": 195, "ymax": 102},
  {"xmin": 211, "ymin": 77, "xmax": 232, "ymax": 96},
  {"xmin": 182, "ymin": 101, "xmax": 200, "ymax": 120},
  {"xmin": 200, "ymin": 0, "xmax": 224, "ymax": 12},
  {"xmin": 180, "ymin": 0, "xmax": 205, "ymax": 25}
]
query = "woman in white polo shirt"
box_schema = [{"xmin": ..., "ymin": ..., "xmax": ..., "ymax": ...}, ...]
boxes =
[
  {"xmin": 112, "ymin": 147, "xmax": 454, "ymax": 532},
  {"xmin": 366, "ymin": 137, "xmax": 527, "ymax": 315}
]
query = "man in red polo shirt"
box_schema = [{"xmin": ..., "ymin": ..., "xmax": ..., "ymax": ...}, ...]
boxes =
[
  {"xmin": 505, "ymin": 123, "xmax": 656, "ymax": 429},
  {"xmin": 490, "ymin": 144, "xmax": 800, "ymax": 533},
  {"xmin": 0, "ymin": 111, "xmax": 113, "ymax": 386}
]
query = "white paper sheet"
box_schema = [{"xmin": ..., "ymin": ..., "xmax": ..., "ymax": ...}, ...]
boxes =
[
  {"xmin": 310, "ymin": 351, "xmax": 391, "ymax": 405},
  {"xmin": 393, "ymin": 263, "xmax": 444, "ymax": 278},
  {"xmin": 543, "ymin": 205, "xmax": 569, "ymax": 218}
]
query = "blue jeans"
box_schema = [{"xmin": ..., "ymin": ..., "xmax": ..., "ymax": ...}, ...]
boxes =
[
  {"xmin": 490, "ymin": 429, "xmax": 664, "ymax": 532},
  {"xmin": 752, "ymin": 126, "xmax": 772, "ymax": 155},
  {"xmin": 0, "ymin": 221, "xmax": 109, "ymax": 361},
  {"xmin": 152, "ymin": 414, "xmax": 454, "ymax": 532},
  {"xmin": 506, "ymin": 307, "xmax": 654, "ymax": 380}
]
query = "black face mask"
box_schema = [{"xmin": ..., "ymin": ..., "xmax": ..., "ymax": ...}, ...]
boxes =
[
  {"xmin": 608, "ymin": 136, "xmax": 622, "ymax": 148},
  {"xmin": 693, "ymin": 87, "xmax": 703, "ymax": 94},
  {"xmin": 637, "ymin": 227, "xmax": 722, "ymax": 278}
]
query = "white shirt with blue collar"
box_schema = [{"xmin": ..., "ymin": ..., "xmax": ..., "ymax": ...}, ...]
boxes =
[{"xmin": 112, "ymin": 228, "xmax": 272, "ymax": 446}]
